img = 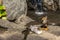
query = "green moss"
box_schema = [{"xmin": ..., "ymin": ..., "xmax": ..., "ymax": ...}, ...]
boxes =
[{"xmin": 0, "ymin": 5, "xmax": 7, "ymax": 17}]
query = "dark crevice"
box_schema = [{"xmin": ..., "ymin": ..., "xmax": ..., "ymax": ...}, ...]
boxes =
[{"xmin": 8, "ymin": 19, "xmax": 16, "ymax": 22}]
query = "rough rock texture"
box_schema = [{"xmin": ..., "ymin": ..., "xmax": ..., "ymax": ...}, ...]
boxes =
[
  {"xmin": 3, "ymin": 0, "xmax": 27, "ymax": 20},
  {"xmin": 0, "ymin": 0, "xmax": 60, "ymax": 40},
  {"xmin": 0, "ymin": 16, "xmax": 60, "ymax": 40}
]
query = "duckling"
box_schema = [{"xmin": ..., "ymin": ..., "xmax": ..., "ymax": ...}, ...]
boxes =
[{"xmin": 40, "ymin": 16, "xmax": 48, "ymax": 31}]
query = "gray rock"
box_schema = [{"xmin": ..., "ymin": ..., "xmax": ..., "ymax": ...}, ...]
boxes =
[{"xmin": 3, "ymin": 0, "xmax": 27, "ymax": 21}]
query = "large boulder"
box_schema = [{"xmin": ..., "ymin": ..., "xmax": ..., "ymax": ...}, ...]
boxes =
[{"xmin": 3, "ymin": 0, "xmax": 27, "ymax": 22}]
